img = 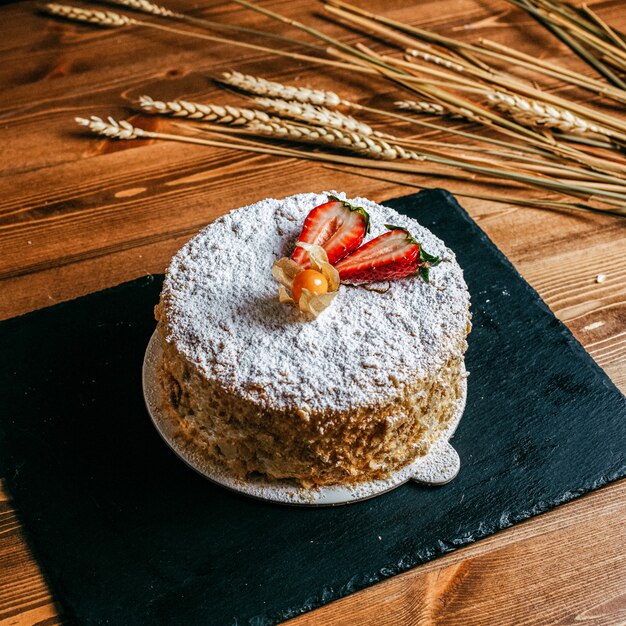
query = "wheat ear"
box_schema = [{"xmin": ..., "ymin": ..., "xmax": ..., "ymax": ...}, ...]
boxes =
[
  {"xmin": 254, "ymin": 97, "xmax": 376, "ymax": 136},
  {"xmin": 42, "ymin": 3, "xmax": 134, "ymax": 27},
  {"xmin": 395, "ymin": 100, "xmax": 471, "ymax": 122},
  {"xmin": 245, "ymin": 119, "xmax": 422, "ymax": 161},
  {"xmin": 139, "ymin": 96, "xmax": 271, "ymax": 124},
  {"xmin": 488, "ymin": 92, "xmax": 614, "ymax": 137},
  {"xmin": 96, "ymin": 0, "xmax": 178, "ymax": 17},
  {"xmin": 76, "ymin": 116, "xmax": 144, "ymax": 138},
  {"xmin": 396, "ymin": 100, "xmax": 449, "ymax": 115},
  {"xmin": 219, "ymin": 71, "xmax": 351, "ymax": 108},
  {"xmin": 406, "ymin": 49, "xmax": 466, "ymax": 72},
  {"xmin": 76, "ymin": 115, "xmax": 418, "ymax": 161}
]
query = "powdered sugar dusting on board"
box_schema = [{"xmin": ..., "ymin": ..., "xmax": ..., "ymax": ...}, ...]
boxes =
[{"xmin": 160, "ymin": 192, "xmax": 470, "ymax": 412}]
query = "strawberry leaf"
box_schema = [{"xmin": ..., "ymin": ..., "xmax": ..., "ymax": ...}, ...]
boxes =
[
  {"xmin": 420, "ymin": 248, "xmax": 441, "ymax": 266},
  {"xmin": 419, "ymin": 266, "xmax": 431, "ymax": 282}
]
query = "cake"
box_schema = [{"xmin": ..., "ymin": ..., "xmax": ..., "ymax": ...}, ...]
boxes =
[{"xmin": 154, "ymin": 192, "xmax": 471, "ymax": 487}]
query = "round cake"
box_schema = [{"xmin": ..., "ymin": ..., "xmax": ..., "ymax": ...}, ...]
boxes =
[{"xmin": 155, "ymin": 191, "xmax": 471, "ymax": 487}]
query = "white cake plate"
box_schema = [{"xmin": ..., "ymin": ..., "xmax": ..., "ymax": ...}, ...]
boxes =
[{"xmin": 143, "ymin": 331, "xmax": 466, "ymax": 506}]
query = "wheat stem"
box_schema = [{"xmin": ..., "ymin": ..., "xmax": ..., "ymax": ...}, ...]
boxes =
[
  {"xmin": 327, "ymin": 0, "xmax": 626, "ymax": 104},
  {"xmin": 93, "ymin": 0, "xmax": 327, "ymax": 53},
  {"xmin": 76, "ymin": 116, "xmax": 626, "ymax": 207},
  {"xmin": 328, "ymin": 46, "xmax": 483, "ymax": 91},
  {"xmin": 231, "ymin": 0, "xmax": 397, "ymax": 75},
  {"xmin": 535, "ymin": 0, "xmax": 604, "ymax": 38},
  {"xmin": 215, "ymin": 71, "xmax": 557, "ymax": 160},
  {"xmin": 188, "ymin": 118, "xmax": 623, "ymax": 187},
  {"xmin": 322, "ymin": 165, "xmax": 625, "ymax": 216},
  {"xmin": 580, "ymin": 3, "xmax": 626, "ymax": 55},
  {"xmin": 542, "ymin": 8, "xmax": 626, "ymax": 65},
  {"xmin": 41, "ymin": 2, "xmax": 546, "ymax": 98},
  {"xmin": 355, "ymin": 45, "xmax": 489, "ymax": 92},
  {"xmin": 394, "ymin": 142, "xmax": 626, "ymax": 186},
  {"xmin": 388, "ymin": 139, "xmax": 626, "ymax": 188},
  {"xmin": 347, "ymin": 15, "xmax": 626, "ymax": 137},
  {"xmin": 339, "ymin": 1, "xmax": 626, "ymax": 151},
  {"xmin": 196, "ymin": 120, "xmax": 626, "ymax": 203},
  {"xmin": 477, "ymin": 38, "xmax": 626, "ymax": 102},
  {"xmin": 215, "ymin": 69, "xmax": 626, "ymax": 177},
  {"xmin": 334, "ymin": 42, "xmax": 559, "ymax": 147},
  {"xmin": 504, "ymin": 0, "xmax": 626, "ymax": 87},
  {"xmin": 358, "ymin": 104, "xmax": 584, "ymax": 164},
  {"xmin": 346, "ymin": 47, "xmax": 583, "ymax": 149},
  {"xmin": 330, "ymin": 39, "xmax": 574, "ymax": 150},
  {"xmin": 325, "ymin": 1, "xmax": 490, "ymax": 70},
  {"xmin": 41, "ymin": 4, "xmax": 384, "ymax": 77}
]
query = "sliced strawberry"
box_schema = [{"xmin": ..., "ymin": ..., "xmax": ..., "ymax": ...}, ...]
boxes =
[
  {"xmin": 335, "ymin": 225, "xmax": 441, "ymax": 283},
  {"xmin": 292, "ymin": 195, "xmax": 370, "ymax": 268}
]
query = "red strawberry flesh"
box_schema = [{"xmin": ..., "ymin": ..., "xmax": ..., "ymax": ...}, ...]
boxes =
[
  {"xmin": 334, "ymin": 227, "xmax": 421, "ymax": 283},
  {"xmin": 292, "ymin": 196, "xmax": 370, "ymax": 268}
]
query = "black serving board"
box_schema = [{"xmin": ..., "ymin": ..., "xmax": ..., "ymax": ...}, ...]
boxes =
[{"xmin": 1, "ymin": 190, "xmax": 625, "ymax": 626}]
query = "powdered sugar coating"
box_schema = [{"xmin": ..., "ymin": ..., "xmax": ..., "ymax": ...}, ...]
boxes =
[{"xmin": 160, "ymin": 192, "xmax": 470, "ymax": 412}]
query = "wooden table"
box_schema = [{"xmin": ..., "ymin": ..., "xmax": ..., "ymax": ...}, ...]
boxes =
[{"xmin": 1, "ymin": 0, "xmax": 625, "ymax": 623}]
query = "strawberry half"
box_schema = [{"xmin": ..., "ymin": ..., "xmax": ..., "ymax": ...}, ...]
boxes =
[
  {"xmin": 334, "ymin": 224, "xmax": 441, "ymax": 283},
  {"xmin": 292, "ymin": 196, "xmax": 370, "ymax": 268}
]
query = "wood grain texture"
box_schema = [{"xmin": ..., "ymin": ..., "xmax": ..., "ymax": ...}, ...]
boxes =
[
  {"xmin": 288, "ymin": 479, "xmax": 626, "ymax": 626},
  {"xmin": 0, "ymin": 0, "xmax": 624, "ymax": 624}
]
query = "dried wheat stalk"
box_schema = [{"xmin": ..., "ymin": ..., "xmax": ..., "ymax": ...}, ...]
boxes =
[
  {"xmin": 219, "ymin": 71, "xmax": 350, "ymax": 108},
  {"xmin": 42, "ymin": 3, "xmax": 133, "ymax": 27},
  {"xmin": 254, "ymin": 97, "xmax": 376, "ymax": 135},
  {"xmin": 94, "ymin": 0, "xmax": 326, "ymax": 53},
  {"xmin": 78, "ymin": 114, "xmax": 418, "ymax": 161},
  {"xmin": 139, "ymin": 96, "xmax": 271, "ymax": 124},
  {"xmin": 322, "ymin": 2, "xmax": 626, "ymax": 134},
  {"xmin": 75, "ymin": 115, "xmax": 626, "ymax": 210},
  {"xmin": 488, "ymin": 91, "xmax": 614, "ymax": 137},
  {"xmin": 98, "ymin": 0, "xmax": 177, "ymax": 17},
  {"xmin": 245, "ymin": 119, "xmax": 422, "ymax": 160}
]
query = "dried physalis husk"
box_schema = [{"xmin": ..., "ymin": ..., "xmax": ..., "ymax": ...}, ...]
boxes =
[
  {"xmin": 271, "ymin": 243, "xmax": 340, "ymax": 318},
  {"xmin": 298, "ymin": 289, "xmax": 338, "ymax": 317},
  {"xmin": 272, "ymin": 257, "xmax": 302, "ymax": 305}
]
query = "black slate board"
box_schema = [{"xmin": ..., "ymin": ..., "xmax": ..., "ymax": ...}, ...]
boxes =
[{"xmin": 1, "ymin": 190, "xmax": 625, "ymax": 626}]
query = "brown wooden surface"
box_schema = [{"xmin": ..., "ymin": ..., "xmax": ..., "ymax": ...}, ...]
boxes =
[{"xmin": 1, "ymin": 0, "xmax": 625, "ymax": 624}]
